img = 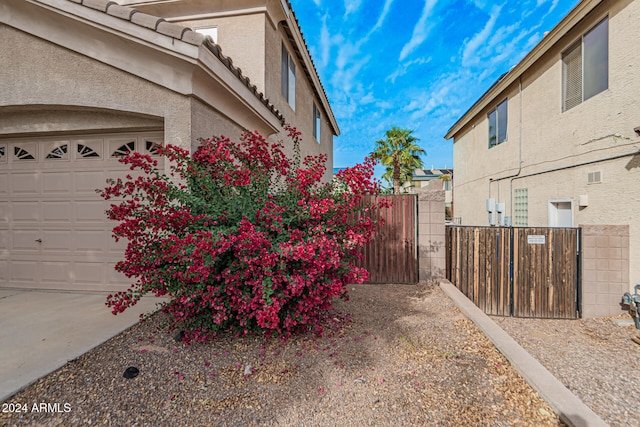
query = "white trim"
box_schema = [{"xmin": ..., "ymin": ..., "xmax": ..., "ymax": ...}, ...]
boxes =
[{"xmin": 548, "ymin": 199, "xmax": 574, "ymax": 227}]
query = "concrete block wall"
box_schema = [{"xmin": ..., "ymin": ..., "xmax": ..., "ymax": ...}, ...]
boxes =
[
  {"xmin": 581, "ymin": 224, "xmax": 630, "ymax": 318},
  {"xmin": 416, "ymin": 184, "xmax": 446, "ymax": 281}
]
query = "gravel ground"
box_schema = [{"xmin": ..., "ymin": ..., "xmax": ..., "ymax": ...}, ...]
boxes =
[
  {"xmin": 492, "ymin": 313, "xmax": 640, "ymax": 426},
  {"xmin": 0, "ymin": 282, "xmax": 562, "ymax": 426}
]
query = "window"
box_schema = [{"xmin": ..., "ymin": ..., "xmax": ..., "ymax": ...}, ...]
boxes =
[
  {"xmin": 562, "ymin": 17, "xmax": 608, "ymax": 111},
  {"xmin": 281, "ymin": 43, "xmax": 296, "ymax": 109},
  {"xmin": 313, "ymin": 103, "xmax": 321, "ymax": 142},
  {"xmin": 488, "ymin": 99, "xmax": 508, "ymax": 148},
  {"xmin": 195, "ymin": 27, "xmax": 218, "ymax": 44},
  {"xmin": 514, "ymin": 188, "xmax": 528, "ymax": 226}
]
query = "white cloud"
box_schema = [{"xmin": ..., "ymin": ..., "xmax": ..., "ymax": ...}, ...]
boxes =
[
  {"xmin": 461, "ymin": 5, "xmax": 502, "ymax": 67},
  {"xmin": 386, "ymin": 57, "xmax": 432, "ymax": 84},
  {"xmin": 312, "ymin": 0, "xmax": 322, "ymax": 5},
  {"xmin": 344, "ymin": 0, "xmax": 363, "ymax": 17},
  {"xmin": 368, "ymin": 0, "xmax": 395, "ymax": 35},
  {"xmin": 319, "ymin": 16, "xmax": 332, "ymax": 69},
  {"xmin": 398, "ymin": 0, "xmax": 438, "ymax": 61}
]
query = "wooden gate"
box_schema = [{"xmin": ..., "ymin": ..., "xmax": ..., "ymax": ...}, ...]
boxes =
[
  {"xmin": 355, "ymin": 194, "xmax": 417, "ymax": 284},
  {"xmin": 446, "ymin": 226, "xmax": 581, "ymax": 319}
]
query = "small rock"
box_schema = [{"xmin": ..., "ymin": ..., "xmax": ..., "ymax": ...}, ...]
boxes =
[{"xmin": 538, "ymin": 407, "xmax": 553, "ymax": 417}]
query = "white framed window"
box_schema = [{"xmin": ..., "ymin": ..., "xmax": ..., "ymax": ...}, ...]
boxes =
[
  {"xmin": 313, "ymin": 103, "xmax": 321, "ymax": 142},
  {"xmin": 488, "ymin": 99, "xmax": 508, "ymax": 148},
  {"xmin": 281, "ymin": 43, "xmax": 296, "ymax": 109},
  {"xmin": 562, "ymin": 17, "xmax": 608, "ymax": 111},
  {"xmin": 195, "ymin": 27, "xmax": 218, "ymax": 44}
]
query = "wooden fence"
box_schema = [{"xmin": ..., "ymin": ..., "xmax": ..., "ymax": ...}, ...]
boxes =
[
  {"xmin": 354, "ymin": 195, "xmax": 417, "ymax": 284},
  {"xmin": 446, "ymin": 226, "xmax": 581, "ymax": 319}
]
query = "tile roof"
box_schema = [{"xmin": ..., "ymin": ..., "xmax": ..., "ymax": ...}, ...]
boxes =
[{"xmin": 66, "ymin": 0, "xmax": 284, "ymax": 125}]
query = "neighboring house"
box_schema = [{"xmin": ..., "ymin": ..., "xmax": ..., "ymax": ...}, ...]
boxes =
[
  {"xmin": 0, "ymin": 0, "xmax": 338, "ymax": 292},
  {"xmin": 411, "ymin": 168, "xmax": 453, "ymax": 218},
  {"xmin": 445, "ymin": 0, "xmax": 640, "ymax": 293}
]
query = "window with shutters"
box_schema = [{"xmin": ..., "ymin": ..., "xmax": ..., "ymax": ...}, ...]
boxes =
[
  {"xmin": 281, "ymin": 43, "xmax": 296, "ymax": 109},
  {"xmin": 488, "ymin": 99, "xmax": 508, "ymax": 148},
  {"xmin": 562, "ymin": 17, "xmax": 608, "ymax": 111}
]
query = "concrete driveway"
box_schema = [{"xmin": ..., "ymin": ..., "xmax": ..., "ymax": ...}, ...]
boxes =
[{"xmin": 0, "ymin": 288, "xmax": 161, "ymax": 402}]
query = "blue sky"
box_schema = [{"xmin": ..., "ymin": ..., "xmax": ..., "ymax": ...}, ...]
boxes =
[{"xmin": 288, "ymin": 0, "xmax": 580, "ymax": 178}]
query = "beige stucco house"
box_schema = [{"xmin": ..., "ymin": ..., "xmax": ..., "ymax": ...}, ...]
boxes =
[
  {"xmin": 445, "ymin": 0, "xmax": 639, "ymax": 302},
  {"xmin": 0, "ymin": 0, "xmax": 338, "ymax": 291}
]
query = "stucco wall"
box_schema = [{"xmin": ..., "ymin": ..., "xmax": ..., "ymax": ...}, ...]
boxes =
[
  {"xmin": 265, "ymin": 21, "xmax": 334, "ymax": 182},
  {"xmin": 170, "ymin": 9, "xmax": 334, "ymax": 181},
  {"xmin": 189, "ymin": 98, "xmax": 245, "ymax": 150},
  {"xmin": 182, "ymin": 13, "xmax": 267, "ymax": 94},
  {"xmin": 452, "ymin": 0, "xmax": 640, "ymax": 289},
  {"xmin": 0, "ymin": 24, "xmax": 193, "ymax": 155}
]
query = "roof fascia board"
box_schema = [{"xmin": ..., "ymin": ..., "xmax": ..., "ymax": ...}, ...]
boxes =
[
  {"xmin": 162, "ymin": 7, "xmax": 268, "ymax": 23},
  {"xmin": 444, "ymin": 0, "xmax": 603, "ymax": 140}
]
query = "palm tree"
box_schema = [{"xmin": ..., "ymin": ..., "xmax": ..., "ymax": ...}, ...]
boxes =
[{"xmin": 370, "ymin": 127, "xmax": 426, "ymax": 194}]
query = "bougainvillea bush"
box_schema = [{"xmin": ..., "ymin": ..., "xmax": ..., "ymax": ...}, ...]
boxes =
[{"xmin": 101, "ymin": 127, "xmax": 388, "ymax": 342}]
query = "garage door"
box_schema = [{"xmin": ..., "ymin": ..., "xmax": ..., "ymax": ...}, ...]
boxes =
[{"xmin": 0, "ymin": 132, "xmax": 164, "ymax": 291}]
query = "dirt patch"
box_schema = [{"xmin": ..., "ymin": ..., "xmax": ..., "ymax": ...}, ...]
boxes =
[{"xmin": 0, "ymin": 282, "xmax": 562, "ymax": 426}]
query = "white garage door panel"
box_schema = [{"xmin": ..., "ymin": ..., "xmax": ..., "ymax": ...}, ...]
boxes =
[
  {"xmin": 41, "ymin": 262, "xmax": 71, "ymax": 283},
  {"xmin": 107, "ymin": 237, "xmax": 127, "ymax": 253},
  {"xmin": 75, "ymin": 262, "xmax": 107, "ymax": 284},
  {"xmin": 76, "ymin": 230, "xmax": 109, "ymax": 251},
  {"xmin": 42, "ymin": 202, "xmax": 72, "ymax": 222},
  {"xmin": 0, "ymin": 132, "xmax": 163, "ymax": 291},
  {"xmin": 0, "ymin": 202, "xmax": 8, "ymax": 222},
  {"xmin": 0, "ymin": 174, "xmax": 7, "ymax": 194},
  {"xmin": 11, "ymin": 261, "xmax": 38, "ymax": 282},
  {"xmin": 11, "ymin": 172, "xmax": 39, "ymax": 194},
  {"xmin": 75, "ymin": 171, "xmax": 108, "ymax": 194},
  {"xmin": 0, "ymin": 261, "xmax": 7, "ymax": 281},
  {"xmin": 12, "ymin": 231, "xmax": 39, "ymax": 251},
  {"xmin": 12, "ymin": 202, "xmax": 40, "ymax": 222},
  {"xmin": 75, "ymin": 201, "xmax": 107, "ymax": 222},
  {"xmin": 43, "ymin": 172, "xmax": 71, "ymax": 193},
  {"xmin": 41, "ymin": 230, "xmax": 74, "ymax": 252}
]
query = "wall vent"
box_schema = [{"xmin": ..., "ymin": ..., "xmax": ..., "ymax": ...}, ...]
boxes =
[{"xmin": 587, "ymin": 171, "xmax": 602, "ymax": 184}]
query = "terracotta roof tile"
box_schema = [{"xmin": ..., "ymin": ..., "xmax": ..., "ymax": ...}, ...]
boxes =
[
  {"xmin": 156, "ymin": 21, "xmax": 189, "ymax": 40},
  {"xmin": 105, "ymin": 3, "xmax": 135, "ymax": 20},
  {"xmin": 180, "ymin": 29, "xmax": 204, "ymax": 46},
  {"xmin": 130, "ymin": 11, "xmax": 164, "ymax": 31},
  {"xmin": 82, "ymin": 0, "xmax": 114, "ymax": 12}
]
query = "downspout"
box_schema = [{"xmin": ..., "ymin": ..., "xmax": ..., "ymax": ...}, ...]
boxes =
[
  {"xmin": 511, "ymin": 76, "xmax": 524, "ymax": 216},
  {"xmin": 488, "ymin": 77, "xmax": 524, "ymax": 216}
]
